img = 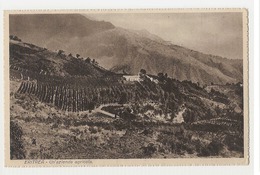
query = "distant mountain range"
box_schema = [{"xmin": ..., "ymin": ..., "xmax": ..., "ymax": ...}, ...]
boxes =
[{"xmin": 10, "ymin": 14, "xmax": 243, "ymax": 85}]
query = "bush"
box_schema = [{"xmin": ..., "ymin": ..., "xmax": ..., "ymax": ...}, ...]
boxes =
[
  {"xmin": 89, "ymin": 126, "xmax": 98, "ymax": 134},
  {"xmin": 197, "ymin": 140, "xmax": 223, "ymax": 157},
  {"xmin": 10, "ymin": 121, "xmax": 25, "ymax": 159},
  {"xmin": 198, "ymin": 146, "xmax": 211, "ymax": 157},
  {"xmin": 207, "ymin": 140, "xmax": 224, "ymax": 156},
  {"xmin": 224, "ymin": 135, "xmax": 243, "ymax": 152},
  {"xmin": 141, "ymin": 143, "xmax": 157, "ymax": 156}
]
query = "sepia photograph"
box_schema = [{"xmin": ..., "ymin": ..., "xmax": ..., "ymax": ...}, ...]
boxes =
[{"xmin": 4, "ymin": 9, "xmax": 248, "ymax": 166}]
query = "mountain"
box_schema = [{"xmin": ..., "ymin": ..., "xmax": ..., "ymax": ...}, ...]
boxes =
[
  {"xmin": 9, "ymin": 14, "xmax": 243, "ymax": 85},
  {"xmin": 9, "ymin": 14, "xmax": 115, "ymax": 58}
]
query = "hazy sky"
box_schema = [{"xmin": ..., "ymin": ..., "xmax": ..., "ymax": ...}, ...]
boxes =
[{"xmin": 86, "ymin": 13, "xmax": 243, "ymax": 60}]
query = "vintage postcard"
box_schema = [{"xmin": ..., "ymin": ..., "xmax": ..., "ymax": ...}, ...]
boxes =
[{"xmin": 4, "ymin": 9, "xmax": 249, "ymax": 167}]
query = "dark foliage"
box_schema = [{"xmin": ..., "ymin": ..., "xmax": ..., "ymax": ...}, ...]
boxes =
[{"xmin": 10, "ymin": 121, "xmax": 26, "ymax": 159}]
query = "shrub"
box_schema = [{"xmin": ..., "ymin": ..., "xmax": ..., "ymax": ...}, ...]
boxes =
[
  {"xmin": 224, "ymin": 135, "xmax": 243, "ymax": 152},
  {"xmin": 10, "ymin": 121, "xmax": 25, "ymax": 159},
  {"xmin": 207, "ymin": 140, "xmax": 224, "ymax": 156},
  {"xmin": 198, "ymin": 146, "xmax": 211, "ymax": 157},
  {"xmin": 141, "ymin": 143, "xmax": 157, "ymax": 157},
  {"xmin": 89, "ymin": 126, "xmax": 98, "ymax": 134},
  {"xmin": 197, "ymin": 140, "xmax": 224, "ymax": 157}
]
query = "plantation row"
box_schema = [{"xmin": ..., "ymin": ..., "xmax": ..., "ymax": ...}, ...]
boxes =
[
  {"xmin": 17, "ymin": 80, "xmax": 164, "ymax": 112},
  {"xmin": 10, "ymin": 67, "xmax": 124, "ymax": 88}
]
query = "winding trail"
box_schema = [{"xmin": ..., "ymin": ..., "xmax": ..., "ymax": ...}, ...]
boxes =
[{"xmin": 93, "ymin": 103, "xmax": 125, "ymax": 118}]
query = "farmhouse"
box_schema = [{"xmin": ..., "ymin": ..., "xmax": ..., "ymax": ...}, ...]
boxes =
[{"xmin": 123, "ymin": 75, "xmax": 142, "ymax": 82}]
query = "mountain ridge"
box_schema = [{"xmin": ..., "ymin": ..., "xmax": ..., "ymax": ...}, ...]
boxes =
[{"xmin": 9, "ymin": 14, "xmax": 243, "ymax": 85}]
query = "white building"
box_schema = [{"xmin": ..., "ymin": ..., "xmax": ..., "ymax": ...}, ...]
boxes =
[{"xmin": 123, "ymin": 75, "xmax": 141, "ymax": 82}]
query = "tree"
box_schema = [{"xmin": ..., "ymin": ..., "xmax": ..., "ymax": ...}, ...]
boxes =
[
  {"xmin": 157, "ymin": 73, "xmax": 164, "ymax": 81},
  {"xmin": 123, "ymin": 70, "xmax": 127, "ymax": 74},
  {"xmin": 140, "ymin": 69, "xmax": 146, "ymax": 75},
  {"xmin": 85, "ymin": 57, "xmax": 91, "ymax": 63},
  {"xmin": 57, "ymin": 50, "xmax": 64, "ymax": 56},
  {"xmin": 92, "ymin": 59, "xmax": 96, "ymax": 64},
  {"xmin": 76, "ymin": 54, "xmax": 80, "ymax": 58}
]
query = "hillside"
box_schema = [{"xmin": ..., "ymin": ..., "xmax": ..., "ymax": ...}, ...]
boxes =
[
  {"xmin": 79, "ymin": 27, "xmax": 243, "ymax": 85},
  {"xmin": 9, "ymin": 14, "xmax": 243, "ymax": 85},
  {"xmin": 9, "ymin": 38, "xmax": 244, "ymax": 159},
  {"xmin": 9, "ymin": 38, "xmax": 113, "ymax": 78}
]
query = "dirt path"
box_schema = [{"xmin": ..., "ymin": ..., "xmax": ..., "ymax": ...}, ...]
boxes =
[
  {"xmin": 95, "ymin": 108, "xmax": 115, "ymax": 118},
  {"xmin": 93, "ymin": 103, "xmax": 125, "ymax": 118}
]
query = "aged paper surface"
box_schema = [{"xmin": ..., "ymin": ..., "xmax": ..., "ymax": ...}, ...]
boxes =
[{"xmin": 4, "ymin": 9, "xmax": 249, "ymax": 167}]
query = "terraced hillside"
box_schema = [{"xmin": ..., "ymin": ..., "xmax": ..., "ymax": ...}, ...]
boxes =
[{"xmin": 10, "ymin": 38, "xmax": 244, "ymax": 159}]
